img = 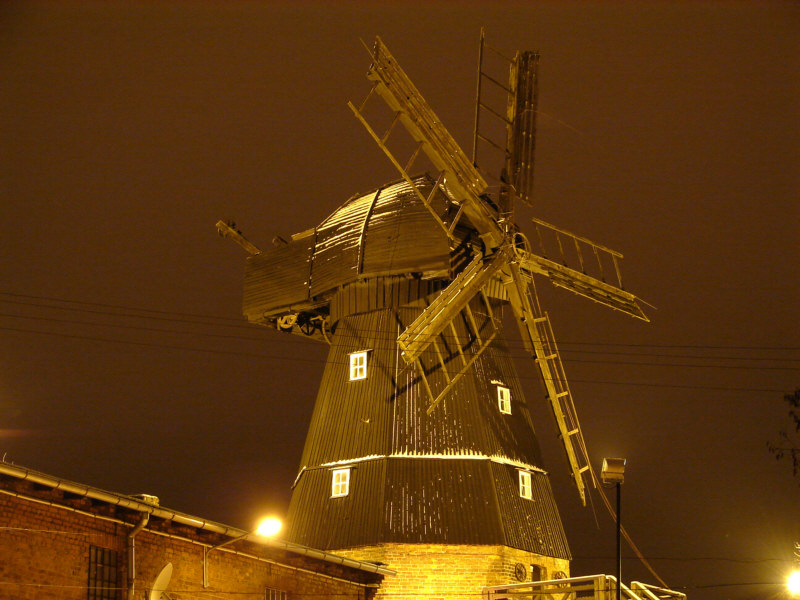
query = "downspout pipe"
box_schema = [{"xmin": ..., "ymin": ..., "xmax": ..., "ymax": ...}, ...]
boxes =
[{"xmin": 127, "ymin": 513, "xmax": 149, "ymax": 600}]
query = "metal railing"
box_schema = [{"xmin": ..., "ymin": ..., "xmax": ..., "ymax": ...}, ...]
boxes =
[{"xmin": 483, "ymin": 574, "xmax": 686, "ymax": 600}]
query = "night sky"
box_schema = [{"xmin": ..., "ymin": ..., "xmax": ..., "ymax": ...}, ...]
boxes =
[{"xmin": 1, "ymin": 2, "xmax": 798, "ymax": 599}]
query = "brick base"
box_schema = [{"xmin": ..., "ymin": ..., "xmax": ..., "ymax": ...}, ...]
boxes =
[{"xmin": 333, "ymin": 543, "xmax": 570, "ymax": 600}]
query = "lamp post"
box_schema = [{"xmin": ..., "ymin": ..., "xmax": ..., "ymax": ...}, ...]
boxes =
[
  {"xmin": 601, "ymin": 457, "xmax": 626, "ymax": 600},
  {"xmin": 203, "ymin": 517, "xmax": 282, "ymax": 587}
]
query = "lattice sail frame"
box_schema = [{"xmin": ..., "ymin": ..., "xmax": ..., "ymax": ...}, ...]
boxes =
[{"xmin": 347, "ymin": 36, "xmax": 648, "ymax": 506}]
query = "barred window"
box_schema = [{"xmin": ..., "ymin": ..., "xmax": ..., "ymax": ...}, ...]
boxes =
[
  {"xmin": 88, "ymin": 546, "xmax": 119, "ymax": 600},
  {"xmin": 266, "ymin": 588, "xmax": 287, "ymax": 600}
]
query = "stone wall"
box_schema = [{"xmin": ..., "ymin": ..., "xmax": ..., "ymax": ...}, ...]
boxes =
[{"xmin": 335, "ymin": 543, "xmax": 570, "ymax": 600}]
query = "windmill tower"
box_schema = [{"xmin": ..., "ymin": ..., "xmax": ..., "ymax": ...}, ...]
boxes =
[{"xmin": 219, "ymin": 35, "xmax": 648, "ymax": 598}]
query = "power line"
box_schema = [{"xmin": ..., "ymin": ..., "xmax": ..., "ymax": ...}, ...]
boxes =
[
  {"xmin": 1, "ymin": 303, "xmax": 797, "ymax": 368},
  {"xmin": 0, "ymin": 295, "xmax": 256, "ymax": 330},
  {"xmin": 0, "ymin": 324, "xmax": 790, "ymax": 394},
  {"xmin": 3, "ymin": 311, "xmax": 797, "ymax": 373},
  {"xmin": 0, "ymin": 291, "xmax": 246, "ymax": 325},
  {"xmin": 2, "ymin": 291, "xmax": 798, "ymax": 354},
  {"xmin": 0, "ymin": 311, "xmax": 269, "ymax": 344}
]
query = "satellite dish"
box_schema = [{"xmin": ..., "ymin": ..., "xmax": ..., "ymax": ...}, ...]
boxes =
[{"xmin": 149, "ymin": 562, "xmax": 173, "ymax": 600}]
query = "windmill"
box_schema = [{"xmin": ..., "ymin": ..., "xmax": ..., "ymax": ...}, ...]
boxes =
[{"xmin": 219, "ymin": 33, "xmax": 648, "ymax": 595}]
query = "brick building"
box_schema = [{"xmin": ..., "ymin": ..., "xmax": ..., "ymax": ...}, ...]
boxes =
[{"xmin": 0, "ymin": 462, "xmax": 391, "ymax": 599}]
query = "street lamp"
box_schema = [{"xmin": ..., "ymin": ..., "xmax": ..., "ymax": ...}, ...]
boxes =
[
  {"xmin": 788, "ymin": 570, "xmax": 800, "ymax": 597},
  {"xmin": 601, "ymin": 457, "xmax": 626, "ymax": 600},
  {"xmin": 256, "ymin": 516, "xmax": 283, "ymax": 537},
  {"xmin": 203, "ymin": 516, "xmax": 283, "ymax": 587}
]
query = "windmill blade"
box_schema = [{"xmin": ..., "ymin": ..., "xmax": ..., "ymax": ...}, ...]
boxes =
[
  {"xmin": 519, "ymin": 218, "xmax": 650, "ymax": 321},
  {"xmin": 350, "ymin": 37, "xmax": 505, "ymax": 250},
  {"xmin": 501, "ymin": 263, "xmax": 592, "ymax": 506},
  {"xmin": 398, "ymin": 246, "xmax": 511, "ymax": 365},
  {"xmin": 507, "ymin": 50, "xmax": 540, "ymax": 207},
  {"xmin": 521, "ymin": 251, "xmax": 649, "ymax": 321},
  {"xmin": 471, "ymin": 32, "xmax": 539, "ymax": 210}
]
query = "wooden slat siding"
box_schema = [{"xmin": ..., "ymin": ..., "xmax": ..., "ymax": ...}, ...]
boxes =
[
  {"xmin": 329, "ymin": 277, "xmax": 446, "ymax": 328},
  {"xmin": 311, "ymin": 191, "xmax": 376, "ymax": 298},
  {"xmin": 298, "ymin": 309, "xmax": 398, "ymax": 469},
  {"xmin": 241, "ymin": 175, "xmax": 468, "ymax": 323},
  {"xmin": 383, "ymin": 458, "xmax": 503, "ymax": 544},
  {"xmin": 285, "ymin": 459, "xmax": 386, "ymax": 550},
  {"xmin": 483, "ymin": 314, "xmax": 546, "ymax": 461},
  {"xmin": 482, "ymin": 276, "xmax": 509, "ymax": 301},
  {"xmin": 242, "ymin": 235, "xmax": 314, "ymax": 320},
  {"xmin": 311, "ymin": 175, "xmax": 454, "ymax": 300},
  {"xmin": 285, "ymin": 457, "xmax": 568, "ymax": 555},
  {"xmin": 490, "ymin": 463, "xmax": 571, "ymax": 559},
  {"xmin": 285, "ymin": 263, "xmax": 568, "ymax": 556},
  {"xmin": 360, "ymin": 183, "xmax": 451, "ymax": 278},
  {"xmin": 393, "ymin": 299, "xmax": 544, "ymax": 465}
]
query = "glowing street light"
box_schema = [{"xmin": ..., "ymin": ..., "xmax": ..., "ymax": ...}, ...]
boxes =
[
  {"xmin": 788, "ymin": 570, "xmax": 800, "ymax": 596},
  {"xmin": 203, "ymin": 516, "xmax": 283, "ymax": 587},
  {"xmin": 256, "ymin": 516, "xmax": 283, "ymax": 538}
]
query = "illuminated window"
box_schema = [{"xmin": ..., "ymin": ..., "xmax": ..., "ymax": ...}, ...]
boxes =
[
  {"xmin": 497, "ymin": 385, "xmax": 511, "ymax": 414},
  {"xmin": 265, "ymin": 589, "xmax": 287, "ymax": 600},
  {"xmin": 349, "ymin": 351, "xmax": 367, "ymax": 381},
  {"xmin": 332, "ymin": 468, "xmax": 350, "ymax": 497},
  {"xmin": 88, "ymin": 546, "xmax": 119, "ymax": 600},
  {"xmin": 519, "ymin": 471, "xmax": 532, "ymax": 500}
]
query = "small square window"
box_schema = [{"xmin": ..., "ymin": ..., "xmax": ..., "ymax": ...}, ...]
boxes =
[
  {"xmin": 519, "ymin": 471, "xmax": 532, "ymax": 500},
  {"xmin": 349, "ymin": 351, "xmax": 367, "ymax": 381},
  {"xmin": 497, "ymin": 385, "xmax": 511, "ymax": 414},
  {"xmin": 332, "ymin": 468, "xmax": 350, "ymax": 497}
]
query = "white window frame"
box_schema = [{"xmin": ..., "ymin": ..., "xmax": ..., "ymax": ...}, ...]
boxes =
[
  {"xmin": 265, "ymin": 589, "xmax": 287, "ymax": 600},
  {"xmin": 519, "ymin": 470, "xmax": 532, "ymax": 500},
  {"xmin": 497, "ymin": 385, "xmax": 511, "ymax": 414},
  {"xmin": 349, "ymin": 351, "xmax": 368, "ymax": 381},
  {"xmin": 331, "ymin": 468, "xmax": 351, "ymax": 497}
]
